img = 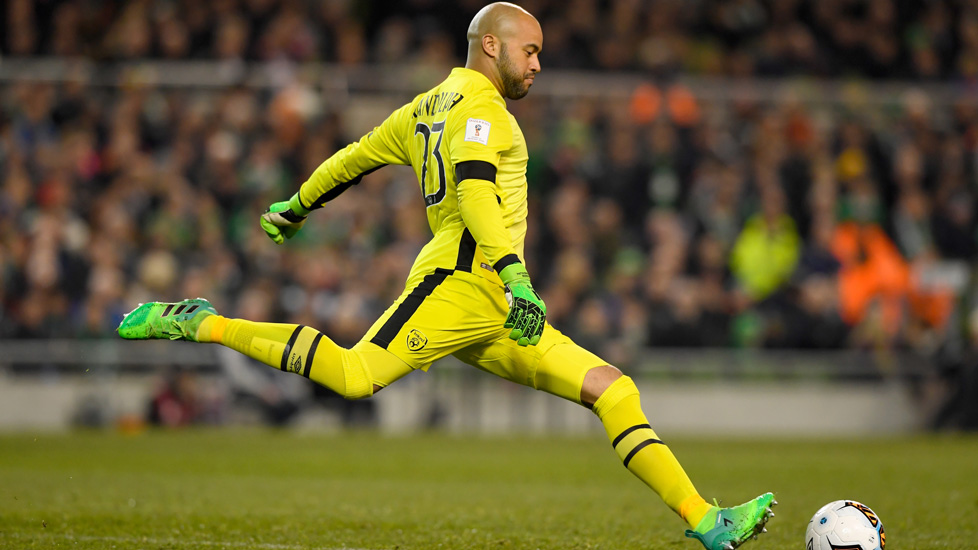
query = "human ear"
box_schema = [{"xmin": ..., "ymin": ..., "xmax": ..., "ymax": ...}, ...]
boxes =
[{"xmin": 482, "ymin": 34, "xmax": 498, "ymax": 58}]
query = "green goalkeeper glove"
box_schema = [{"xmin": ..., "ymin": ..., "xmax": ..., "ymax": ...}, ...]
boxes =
[
  {"xmin": 260, "ymin": 193, "xmax": 310, "ymax": 244},
  {"xmin": 499, "ymin": 262, "xmax": 547, "ymax": 346}
]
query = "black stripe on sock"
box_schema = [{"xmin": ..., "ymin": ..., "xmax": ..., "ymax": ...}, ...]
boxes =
[
  {"xmin": 303, "ymin": 332, "xmax": 323, "ymax": 379},
  {"xmin": 161, "ymin": 304, "xmax": 174, "ymax": 317},
  {"xmin": 174, "ymin": 304, "xmax": 187, "ymax": 315},
  {"xmin": 280, "ymin": 325, "xmax": 306, "ymax": 371},
  {"xmin": 622, "ymin": 438, "xmax": 664, "ymax": 469},
  {"xmin": 455, "ymin": 228, "xmax": 476, "ymax": 272},
  {"xmin": 370, "ymin": 268, "xmax": 453, "ymax": 349},
  {"xmin": 612, "ymin": 423, "xmax": 653, "ymax": 448}
]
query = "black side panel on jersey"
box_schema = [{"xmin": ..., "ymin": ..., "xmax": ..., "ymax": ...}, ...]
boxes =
[
  {"xmin": 455, "ymin": 160, "xmax": 497, "ymax": 184},
  {"xmin": 309, "ymin": 164, "xmax": 387, "ymax": 209},
  {"xmin": 455, "ymin": 228, "xmax": 477, "ymax": 272}
]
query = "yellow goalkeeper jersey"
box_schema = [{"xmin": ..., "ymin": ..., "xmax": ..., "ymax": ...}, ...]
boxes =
[{"xmin": 297, "ymin": 67, "xmax": 528, "ymax": 287}]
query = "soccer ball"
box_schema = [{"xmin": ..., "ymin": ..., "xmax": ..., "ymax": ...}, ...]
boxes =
[{"xmin": 806, "ymin": 500, "xmax": 885, "ymax": 550}]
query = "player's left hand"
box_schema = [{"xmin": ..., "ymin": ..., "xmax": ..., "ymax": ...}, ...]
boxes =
[
  {"xmin": 500, "ymin": 262, "xmax": 547, "ymax": 346},
  {"xmin": 260, "ymin": 193, "xmax": 309, "ymax": 244}
]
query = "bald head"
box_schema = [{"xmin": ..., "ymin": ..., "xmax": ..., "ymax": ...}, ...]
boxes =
[
  {"xmin": 467, "ymin": 2, "xmax": 535, "ymax": 45},
  {"xmin": 465, "ymin": 2, "xmax": 542, "ymax": 99}
]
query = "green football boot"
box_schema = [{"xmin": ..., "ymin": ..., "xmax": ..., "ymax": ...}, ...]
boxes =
[
  {"xmin": 685, "ymin": 493, "xmax": 777, "ymax": 550},
  {"xmin": 117, "ymin": 298, "xmax": 216, "ymax": 342}
]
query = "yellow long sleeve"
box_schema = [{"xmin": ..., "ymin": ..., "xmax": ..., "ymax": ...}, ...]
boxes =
[
  {"xmin": 456, "ymin": 177, "xmax": 520, "ymax": 271},
  {"xmin": 297, "ymin": 103, "xmax": 413, "ymax": 211}
]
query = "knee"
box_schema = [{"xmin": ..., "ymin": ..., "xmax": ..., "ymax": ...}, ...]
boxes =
[
  {"xmin": 589, "ymin": 371, "xmax": 640, "ymax": 420},
  {"xmin": 580, "ymin": 364, "xmax": 623, "ymax": 407},
  {"xmin": 342, "ymin": 381, "xmax": 374, "ymax": 401},
  {"xmin": 344, "ymin": 387, "xmax": 374, "ymax": 400},
  {"xmin": 339, "ymin": 349, "xmax": 375, "ymax": 400}
]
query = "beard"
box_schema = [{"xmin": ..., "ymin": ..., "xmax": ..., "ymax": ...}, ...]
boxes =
[{"xmin": 496, "ymin": 43, "xmax": 531, "ymax": 99}]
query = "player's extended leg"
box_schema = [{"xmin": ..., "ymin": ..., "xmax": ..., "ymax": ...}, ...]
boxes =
[
  {"xmin": 456, "ymin": 324, "xmax": 775, "ymax": 550},
  {"xmin": 117, "ymin": 298, "xmax": 413, "ymax": 397},
  {"xmin": 538, "ymin": 349, "xmax": 776, "ymax": 550},
  {"xmin": 535, "ymin": 346, "xmax": 715, "ymax": 528}
]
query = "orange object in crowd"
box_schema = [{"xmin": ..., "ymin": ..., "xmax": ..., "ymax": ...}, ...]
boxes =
[
  {"xmin": 830, "ymin": 221, "xmax": 910, "ymax": 334},
  {"xmin": 629, "ymin": 83, "xmax": 662, "ymax": 125},
  {"xmin": 628, "ymin": 83, "xmax": 700, "ymax": 127}
]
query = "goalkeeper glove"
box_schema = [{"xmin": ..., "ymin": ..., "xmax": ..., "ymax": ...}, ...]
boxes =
[
  {"xmin": 260, "ymin": 193, "xmax": 310, "ymax": 244},
  {"xmin": 499, "ymin": 262, "xmax": 547, "ymax": 346}
]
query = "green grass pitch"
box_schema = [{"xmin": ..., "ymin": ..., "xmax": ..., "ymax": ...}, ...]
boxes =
[{"xmin": 0, "ymin": 430, "xmax": 976, "ymax": 549}]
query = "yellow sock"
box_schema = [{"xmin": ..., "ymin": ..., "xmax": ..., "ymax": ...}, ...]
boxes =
[
  {"xmin": 592, "ymin": 376, "xmax": 713, "ymax": 529},
  {"xmin": 197, "ymin": 315, "xmax": 372, "ymax": 398}
]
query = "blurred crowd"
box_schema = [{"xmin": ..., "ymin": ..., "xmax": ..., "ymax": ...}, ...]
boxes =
[
  {"xmin": 4, "ymin": 0, "xmax": 978, "ymax": 80},
  {"xmin": 1, "ymin": 0, "xmax": 978, "ymax": 373}
]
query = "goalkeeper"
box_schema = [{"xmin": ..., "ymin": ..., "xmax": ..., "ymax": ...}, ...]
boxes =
[{"xmin": 118, "ymin": 3, "xmax": 774, "ymax": 549}]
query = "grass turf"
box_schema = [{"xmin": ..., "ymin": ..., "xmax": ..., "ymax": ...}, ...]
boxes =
[{"xmin": 0, "ymin": 430, "xmax": 975, "ymax": 549}]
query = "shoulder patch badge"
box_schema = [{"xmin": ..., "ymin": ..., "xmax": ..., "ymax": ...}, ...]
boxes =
[
  {"xmin": 464, "ymin": 118, "xmax": 491, "ymax": 145},
  {"xmin": 406, "ymin": 329, "xmax": 428, "ymax": 351}
]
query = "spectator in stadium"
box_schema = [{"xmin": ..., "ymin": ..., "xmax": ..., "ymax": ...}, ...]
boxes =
[
  {"xmin": 146, "ymin": 368, "xmax": 204, "ymax": 427},
  {"xmin": 729, "ymin": 181, "xmax": 801, "ymax": 301},
  {"xmin": 2, "ymin": 0, "xmax": 978, "ymax": 362},
  {"xmin": 831, "ymin": 181, "xmax": 911, "ymax": 341},
  {"xmin": 4, "ymin": 0, "xmax": 978, "ymax": 78}
]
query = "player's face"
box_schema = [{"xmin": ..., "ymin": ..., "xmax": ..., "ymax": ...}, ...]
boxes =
[{"xmin": 496, "ymin": 19, "xmax": 542, "ymax": 100}]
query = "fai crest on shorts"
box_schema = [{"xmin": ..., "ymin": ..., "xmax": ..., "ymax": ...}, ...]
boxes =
[{"xmin": 406, "ymin": 328, "xmax": 428, "ymax": 351}]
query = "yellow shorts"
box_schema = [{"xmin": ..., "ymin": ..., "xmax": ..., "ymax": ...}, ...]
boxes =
[{"xmin": 360, "ymin": 268, "xmax": 608, "ymax": 403}]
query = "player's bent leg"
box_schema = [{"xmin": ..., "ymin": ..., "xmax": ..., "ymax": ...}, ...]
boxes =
[
  {"xmin": 457, "ymin": 327, "xmax": 705, "ymax": 527},
  {"xmin": 453, "ymin": 325, "xmax": 778, "ymax": 548},
  {"xmin": 584, "ymin": 371, "xmax": 712, "ymax": 527},
  {"xmin": 531, "ymin": 346, "xmax": 712, "ymax": 530},
  {"xmin": 575, "ymin": 362, "xmax": 777, "ymax": 550},
  {"xmin": 580, "ymin": 364, "xmax": 624, "ymax": 407}
]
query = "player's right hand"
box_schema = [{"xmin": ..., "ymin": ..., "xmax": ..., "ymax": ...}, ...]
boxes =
[
  {"xmin": 499, "ymin": 262, "xmax": 546, "ymax": 346},
  {"xmin": 260, "ymin": 193, "xmax": 309, "ymax": 244}
]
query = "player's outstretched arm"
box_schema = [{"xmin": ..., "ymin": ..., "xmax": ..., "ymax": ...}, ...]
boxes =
[
  {"xmin": 260, "ymin": 193, "xmax": 309, "ymax": 244},
  {"xmin": 261, "ymin": 102, "xmax": 415, "ymax": 244}
]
